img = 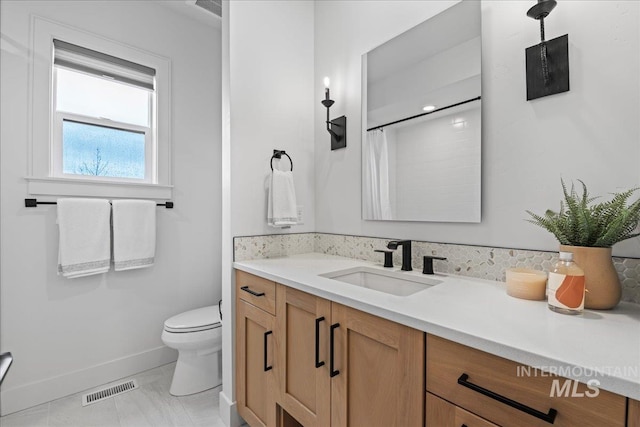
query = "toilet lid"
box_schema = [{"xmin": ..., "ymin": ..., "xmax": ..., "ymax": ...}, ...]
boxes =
[{"xmin": 164, "ymin": 306, "xmax": 221, "ymax": 333}]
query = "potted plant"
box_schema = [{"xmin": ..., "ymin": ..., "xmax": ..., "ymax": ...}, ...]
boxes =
[{"xmin": 527, "ymin": 180, "xmax": 640, "ymax": 309}]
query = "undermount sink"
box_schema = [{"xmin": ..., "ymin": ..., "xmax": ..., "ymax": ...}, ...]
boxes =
[{"xmin": 320, "ymin": 266, "xmax": 442, "ymax": 296}]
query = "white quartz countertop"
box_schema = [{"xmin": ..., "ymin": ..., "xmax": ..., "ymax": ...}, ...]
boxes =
[{"xmin": 234, "ymin": 253, "xmax": 640, "ymax": 400}]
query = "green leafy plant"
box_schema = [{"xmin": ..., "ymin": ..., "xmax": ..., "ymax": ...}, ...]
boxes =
[{"xmin": 526, "ymin": 180, "xmax": 640, "ymax": 247}]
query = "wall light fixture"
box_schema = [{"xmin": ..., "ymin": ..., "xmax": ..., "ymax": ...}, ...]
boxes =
[
  {"xmin": 525, "ymin": 0, "xmax": 569, "ymax": 101},
  {"xmin": 321, "ymin": 77, "xmax": 347, "ymax": 150}
]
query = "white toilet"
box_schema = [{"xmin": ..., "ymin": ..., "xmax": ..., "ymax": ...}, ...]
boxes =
[{"xmin": 161, "ymin": 305, "xmax": 222, "ymax": 396}]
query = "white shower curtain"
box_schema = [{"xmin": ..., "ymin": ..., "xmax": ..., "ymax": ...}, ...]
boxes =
[{"xmin": 363, "ymin": 129, "xmax": 392, "ymax": 220}]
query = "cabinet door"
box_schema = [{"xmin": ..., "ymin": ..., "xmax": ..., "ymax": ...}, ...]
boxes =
[
  {"xmin": 237, "ymin": 300, "xmax": 277, "ymax": 427},
  {"xmin": 276, "ymin": 285, "xmax": 331, "ymax": 427},
  {"xmin": 331, "ymin": 303, "xmax": 424, "ymax": 427},
  {"xmin": 630, "ymin": 399, "xmax": 640, "ymax": 427}
]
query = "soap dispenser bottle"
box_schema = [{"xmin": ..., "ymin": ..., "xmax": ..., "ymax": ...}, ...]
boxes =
[{"xmin": 547, "ymin": 251, "xmax": 585, "ymax": 315}]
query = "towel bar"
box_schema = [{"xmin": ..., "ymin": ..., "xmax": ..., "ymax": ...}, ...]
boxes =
[
  {"xmin": 25, "ymin": 199, "xmax": 174, "ymax": 208},
  {"xmin": 270, "ymin": 150, "xmax": 293, "ymax": 172}
]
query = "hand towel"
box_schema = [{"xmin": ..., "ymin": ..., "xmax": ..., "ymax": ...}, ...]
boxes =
[
  {"xmin": 267, "ymin": 169, "xmax": 298, "ymax": 227},
  {"xmin": 57, "ymin": 198, "xmax": 111, "ymax": 278},
  {"xmin": 112, "ymin": 200, "xmax": 156, "ymax": 271}
]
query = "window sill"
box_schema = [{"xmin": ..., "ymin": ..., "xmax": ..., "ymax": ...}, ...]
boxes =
[{"xmin": 25, "ymin": 177, "xmax": 173, "ymax": 200}]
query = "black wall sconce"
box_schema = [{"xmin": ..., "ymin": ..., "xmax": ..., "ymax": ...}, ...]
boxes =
[
  {"xmin": 321, "ymin": 77, "xmax": 347, "ymax": 150},
  {"xmin": 525, "ymin": 0, "xmax": 569, "ymax": 101}
]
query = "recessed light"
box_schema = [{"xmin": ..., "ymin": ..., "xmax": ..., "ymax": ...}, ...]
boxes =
[{"xmin": 422, "ymin": 105, "xmax": 436, "ymax": 112}]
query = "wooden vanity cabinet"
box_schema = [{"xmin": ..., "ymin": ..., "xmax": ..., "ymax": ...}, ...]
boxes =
[
  {"xmin": 236, "ymin": 271, "xmax": 278, "ymax": 427},
  {"xmin": 237, "ymin": 270, "xmax": 632, "ymax": 427},
  {"xmin": 236, "ymin": 270, "xmax": 424, "ymax": 427}
]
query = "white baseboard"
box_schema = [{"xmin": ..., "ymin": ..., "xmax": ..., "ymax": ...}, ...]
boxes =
[
  {"xmin": 219, "ymin": 390, "xmax": 244, "ymax": 427},
  {"xmin": 0, "ymin": 345, "xmax": 177, "ymax": 416}
]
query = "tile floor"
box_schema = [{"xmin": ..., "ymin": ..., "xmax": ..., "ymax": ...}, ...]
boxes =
[{"xmin": 0, "ymin": 362, "xmax": 226, "ymax": 427}]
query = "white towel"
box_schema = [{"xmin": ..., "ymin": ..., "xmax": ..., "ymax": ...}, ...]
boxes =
[
  {"xmin": 267, "ymin": 169, "xmax": 298, "ymax": 227},
  {"xmin": 112, "ymin": 200, "xmax": 156, "ymax": 271},
  {"xmin": 57, "ymin": 198, "xmax": 111, "ymax": 278}
]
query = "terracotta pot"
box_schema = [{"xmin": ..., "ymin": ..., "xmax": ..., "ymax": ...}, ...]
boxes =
[{"xmin": 559, "ymin": 245, "xmax": 621, "ymax": 309}]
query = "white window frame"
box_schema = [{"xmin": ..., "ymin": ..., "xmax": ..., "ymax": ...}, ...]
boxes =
[{"xmin": 27, "ymin": 16, "xmax": 172, "ymax": 200}]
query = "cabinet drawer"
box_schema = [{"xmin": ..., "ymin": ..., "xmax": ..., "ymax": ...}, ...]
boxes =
[
  {"xmin": 426, "ymin": 392, "xmax": 498, "ymax": 427},
  {"xmin": 426, "ymin": 334, "xmax": 626, "ymax": 427},
  {"xmin": 236, "ymin": 270, "xmax": 276, "ymax": 315}
]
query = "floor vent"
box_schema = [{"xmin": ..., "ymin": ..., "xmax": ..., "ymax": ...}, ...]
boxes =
[{"xmin": 82, "ymin": 379, "xmax": 138, "ymax": 407}]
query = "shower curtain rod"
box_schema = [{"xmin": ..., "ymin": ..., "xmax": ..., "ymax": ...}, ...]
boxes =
[
  {"xmin": 24, "ymin": 198, "xmax": 174, "ymax": 208},
  {"xmin": 366, "ymin": 96, "xmax": 481, "ymax": 132}
]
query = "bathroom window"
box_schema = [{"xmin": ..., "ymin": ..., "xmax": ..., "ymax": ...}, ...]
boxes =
[
  {"xmin": 53, "ymin": 40, "xmax": 155, "ymax": 183},
  {"xmin": 29, "ymin": 17, "xmax": 172, "ymax": 199}
]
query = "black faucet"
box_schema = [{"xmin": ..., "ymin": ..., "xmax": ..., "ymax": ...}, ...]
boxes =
[
  {"xmin": 374, "ymin": 249, "xmax": 394, "ymax": 268},
  {"xmin": 387, "ymin": 240, "xmax": 412, "ymax": 271},
  {"xmin": 423, "ymin": 256, "xmax": 447, "ymax": 275}
]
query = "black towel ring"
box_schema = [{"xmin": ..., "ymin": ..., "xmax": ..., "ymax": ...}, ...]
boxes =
[{"xmin": 270, "ymin": 150, "xmax": 293, "ymax": 171}]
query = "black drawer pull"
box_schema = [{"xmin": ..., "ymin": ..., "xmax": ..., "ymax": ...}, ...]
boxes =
[
  {"xmin": 241, "ymin": 286, "xmax": 265, "ymax": 297},
  {"xmin": 457, "ymin": 373, "xmax": 557, "ymax": 424},
  {"xmin": 315, "ymin": 317, "xmax": 325, "ymax": 368},
  {"xmin": 330, "ymin": 323, "xmax": 340, "ymax": 377},
  {"xmin": 264, "ymin": 331, "xmax": 273, "ymax": 372}
]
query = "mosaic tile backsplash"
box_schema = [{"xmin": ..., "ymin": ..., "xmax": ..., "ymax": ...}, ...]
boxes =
[{"xmin": 233, "ymin": 233, "xmax": 640, "ymax": 305}]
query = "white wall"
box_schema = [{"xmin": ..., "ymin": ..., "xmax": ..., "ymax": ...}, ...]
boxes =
[
  {"xmin": 0, "ymin": 0, "xmax": 222, "ymax": 415},
  {"xmin": 220, "ymin": 1, "xmax": 315, "ymax": 425},
  {"xmin": 314, "ymin": 0, "xmax": 640, "ymax": 257},
  {"xmin": 228, "ymin": 1, "xmax": 316, "ymax": 237}
]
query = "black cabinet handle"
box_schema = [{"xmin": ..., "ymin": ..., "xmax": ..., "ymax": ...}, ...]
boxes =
[
  {"xmin": 330, "ymin": 323, "xmax": 340, "ymax": 377},
  {"xmin": 315, "ymin": 317, "xmax": 325, "ymax": 368},
  {"xmin": 264, "ymin": 331, "xmax": 273, "ymax": 372},
  {"xmin": 457, "ymin": 373, "xmax": 557, "ymax": 424},
  {"xmin": 241, "ymin": 286, "xmax": 265, "ymax": 297}
]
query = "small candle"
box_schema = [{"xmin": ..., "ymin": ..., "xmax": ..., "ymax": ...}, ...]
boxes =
[{"xmin": 505, "ymin": 268, "xmax": 547, "ymax": 301}]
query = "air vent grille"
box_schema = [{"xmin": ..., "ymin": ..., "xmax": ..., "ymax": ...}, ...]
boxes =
[
  {"xmin": 82, "ymin": 379, "xmax": 138, "ymax": 406},
  {"xmin": 195, "ymin": 0, "xmax": 222, "ymax": 17}
]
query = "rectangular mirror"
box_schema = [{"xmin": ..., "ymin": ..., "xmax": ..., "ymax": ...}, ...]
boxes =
[{"xmin": 362, "ymin": 0, "xmax": 481, "ymax": 222}]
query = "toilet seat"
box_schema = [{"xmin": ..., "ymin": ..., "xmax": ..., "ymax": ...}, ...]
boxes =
[{"xmin": 164, "ymin": 306, "xmax": 221, "ymax": 333}]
